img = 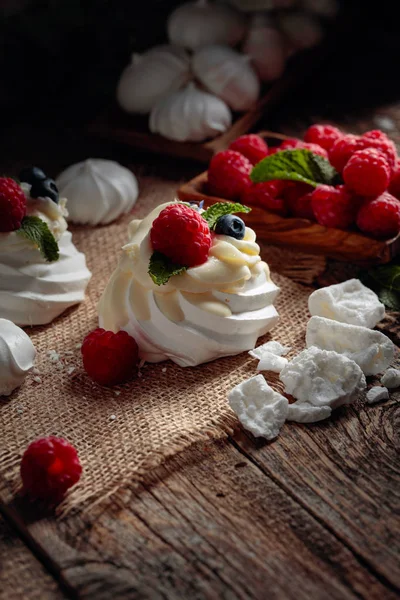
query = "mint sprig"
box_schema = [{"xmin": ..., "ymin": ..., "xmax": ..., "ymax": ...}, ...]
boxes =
[
  {"xmin": 202, "ymin": 202, "xmax": 251, "ymax": 230},
  {"xmin": 17, "ymin": 216, "xmax": 59, "ymax": 262},
  {"xmin": 148, "ymin": 251, "xmax": 187, "ymax": 286},
  {"xmin": 360, "ymin": 264, "xmax": 400, "ymax": 311},
  {"xmin": 250, "ymin": 149, "xmax": 340, "ymax": 187}
]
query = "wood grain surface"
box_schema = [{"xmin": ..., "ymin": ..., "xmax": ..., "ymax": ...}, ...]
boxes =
[
  {"xmin": 0, "ymin": 515, "xmax": 65, "ymax": 600},
  {"xmin": 1, "ymin": 45, "xmax": 400, "ymax": 598},
  {"xmin": 1, "ymin": 434, "xmax": 398, "ymax": 600}
]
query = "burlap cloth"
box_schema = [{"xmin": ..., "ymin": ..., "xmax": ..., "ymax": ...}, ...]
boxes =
[{"xmin": 0, "ymin": 176, "xmax": 327, "ymax": 512}]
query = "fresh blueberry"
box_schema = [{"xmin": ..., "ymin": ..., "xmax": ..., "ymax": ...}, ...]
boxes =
[
  {"xmin": 214, "ymin": 214, "xmax": 245, "ymax": 240},
  {"xmin": 30, "ymin": 178, "xmax": 59, "ymax": 204},
  {"xmin": 19, "ymin": 166, "xmax": 47, "ymax": 185}
]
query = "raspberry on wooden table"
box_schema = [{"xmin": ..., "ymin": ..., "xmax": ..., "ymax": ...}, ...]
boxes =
[
  {"xmin": 150, "ymin": 204, "xmax": 212, "ymax": 267},
  {"xmin": 343, "ymin": 148, "xmax": 391, "ymax": 196},
  {"xmin": 228, "ymin": 134, "xmax": 269, "ymax": 165},
  {"xmin": 356, "ymin": 192, "xmax": 400, "ymax": 239},
  {"xmin": 311, "ymin": 184, "xmax": 360, "ymax": 229},
  {"xmin": 20, "ymin": 436, "xmax": 82, "ymax": 503},
  {"xmin": 304, "ymin": 124, "xmax": 342, "ymax": 151},
  {"xmin": 0, "ymin": 177, "xmax": 27, "ymax": 232},
  {"xmin": 242, "ymin": 182, "xmax": 287, "ymax": 216},
  {"xmin": 82, "ymin": 328, "xmax": 139, "ymax": 386},
  {"xmin": 208, "ymin": 150, "xmax": 252, "ymax": 200}
]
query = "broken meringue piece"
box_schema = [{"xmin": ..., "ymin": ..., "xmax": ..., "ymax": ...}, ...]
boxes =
[
  {"xmin": 249, "ymin": 340, "xmax": 291, "ymax": 360},
  {"xmin": 228, "ymin": 374, "xmax": 288, "ymax": 440},
  {"xmin": 308, "ymin": 279, "xmax": 385, "ymax": 329},
  {"xmin": 306, "ymin": 316, "xmax": 394, "ymax": 376},
  {"xmin": 279, "ymin": 346, "xmax": 366, "ymax": 409},
  {"xmin": 366, "ymin": 386, "xmax": 390, "ymax": 405},
  {"xmin": 381, "ymin": 368, "xmax": 400, "ymax": 389},
  {"xmin": 0, "ymin": 319, "xmax": 36, "ymax": 396},
  {"xmin": 256, "ymin": 352, "xmax": 288, "ymax": 373},
  {"xmin": 287, "ymin": 401, "xmax": 332, "ymax": 423}
]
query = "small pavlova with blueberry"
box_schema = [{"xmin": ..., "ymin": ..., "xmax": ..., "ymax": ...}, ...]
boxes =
[
  {"xmin": 0, "ymin": 167, "xmax": 91, "ymax": 326},
  {"xmin": 98, "ymin": 200, "xmax": 279, "ymax": 367}
]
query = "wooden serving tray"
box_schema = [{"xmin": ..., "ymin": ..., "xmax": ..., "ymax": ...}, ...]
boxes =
[
  {"xmin": 88, "ymin": 31, "xmax": 337, "ymax": 163},
  {"xmin": 177, "ymin": 134, "xmax": 400, "ymax": 265}
]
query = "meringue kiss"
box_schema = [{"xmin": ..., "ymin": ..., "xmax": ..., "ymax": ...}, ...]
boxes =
[{"xmin": 0, "ymin": 319, "xmax": 36, "ymax": 396}]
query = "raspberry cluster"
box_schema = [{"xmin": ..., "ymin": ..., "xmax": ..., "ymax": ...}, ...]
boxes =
[{"xmin": 207, "ymin": 128, "xmax": 400, "ymax": 239}]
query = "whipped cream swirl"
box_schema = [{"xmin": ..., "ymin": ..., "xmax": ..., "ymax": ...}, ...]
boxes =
[
  {"xmin": 99, "ymin": 202, "xmax": 279, "ymax": 367},
  {"xmin": 0, "ymin": 186, "xmax": 92, "ymax": 326},
  {"xmin": 0, "ymin": 318, "xmax": 36, "ymax": 396}
]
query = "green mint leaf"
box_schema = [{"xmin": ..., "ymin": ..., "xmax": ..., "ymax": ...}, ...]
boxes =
[
  {"xmin": 16, "ymin": 216, "xmax": 59, "ymax": 262},
  {"xmin": 378, "ymin": 288, "xmax": 400, "ymax": 311},
  {"xmin": 250, "ymin": 149, "xmax": 339, "ymax": 187},
  {"xmin": 148, "ymin": 251, "xmax": 187, "ymax": 286},
  {"xmin": 366, "ymin": 265, "xmax": 400, "ymax": 293},
  {"xmin": 202, "ymin": 202, "xmax": 251, "ymax": 230}
]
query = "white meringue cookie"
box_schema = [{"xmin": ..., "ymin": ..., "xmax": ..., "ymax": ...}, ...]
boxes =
[
  {"xmin": 149, "ymin": 83, "xmax": 232, "ymax": 142},
  {"xmin": 117, "ymin": 45, "xmax": 191, "ymax": 114},
  {"xmin": 56, "ymin": 159, "xmax": 139, "ymax": 226},
  {"xmin": 0, "ymin": 189, "xmax": 92, "ymax": 326},
  {"xmin": 98, "ymin": 201, "xmax": 280, "ymax": 367},
  {"xmin": 0, "ymin": 319, "xmax": 36, "ymax": 396},
  {"xmin": 167, "ymin": 0, "xmax": 246, "ymax": 51}
]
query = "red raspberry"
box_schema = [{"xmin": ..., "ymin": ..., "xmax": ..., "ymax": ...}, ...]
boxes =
[
  {"xmin": 150, "ymin": 204, "xmax": 212, "ymax": 267},
  {"xmin": 329, "ymin": 134, "xmax": 360, "ymax": 172},
  {"xmin": 20, "ymin": 436, "xmax": 82, "ymax": 503},
  {"xmin": 361, "ymin": 130, "xmax": 397, "ymax": 170},
  {"xmin": 278, "ymin": 138, "xmax": 301, "ymax": 150},
  {"xmin": 330, "ymin": 130, "xmax": 397, "ymax": 173},
  {"xmin": 304, "ymin": 124, "xmax": 342, "ymax": 151},
  {"xmin": 389, "ymin": 160, "xmax": 400, "ymax": 199},
  {"xmin": 283, "ymin": 182, "xmax": 315, "ymax": 219},
  {"xmin": 343, "ymin": 148, "xmax": 390, "ymax": 196},
  {"xmin": 242, "ymin": 182, "xmax": 287, "ymax": 216},
  {"xmin": 249, "ymin": 179, "xmax": 286, "ymax": 198},
  {"xmin": 228, "ymin": 134, "xmax": 269, "ymax": 165},
  {"xmin": 311, "ymin": 184, "xmax": 359, "ymax": 229},
  {"xmin": 277, "ymin": 139, "xmax": 328, "ymax": 158},
  {"xmin": 0, "ymin": 177, "xmax": 27, "ymax": 232},
  {"xmin": 208, "ymin": 150, "xmax": 252, "ymax": 200},
  {"xmin": 82, "ymin": 328, "xmax": 139, "ymax": 386},
  {"xmin": 356, "ymin": 192, "xmax": 400, "ymax": 239}
]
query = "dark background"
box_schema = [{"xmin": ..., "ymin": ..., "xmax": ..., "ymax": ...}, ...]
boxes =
[{"xmin": 0, "ymin": 0, "xmax": 399, "ymax": 170}]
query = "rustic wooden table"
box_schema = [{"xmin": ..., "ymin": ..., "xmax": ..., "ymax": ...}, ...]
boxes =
[{"xmin": 1, "ymin": 46, "xmax": 400, "ymax": 598}]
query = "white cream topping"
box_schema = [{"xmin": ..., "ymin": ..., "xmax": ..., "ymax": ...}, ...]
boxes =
[
  {"xmin": 0, "ymin": 186, "xmax": 92, "ymax": 326},
  {"xmin": 0, "ymin": 318, "xmax": 36, "ymax": 396},
  {"xmin": 99, "ymin": 201, "xmax": 279, "ymax": 367}
]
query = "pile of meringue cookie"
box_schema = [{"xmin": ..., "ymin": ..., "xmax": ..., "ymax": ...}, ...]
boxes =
[
  {"xmin": 116, "ymin": 0, "xmax": 338, "ymax": 142},
  {"xmin": 228, "ymin": 278, "xmax": 400, "ymax": 440}
]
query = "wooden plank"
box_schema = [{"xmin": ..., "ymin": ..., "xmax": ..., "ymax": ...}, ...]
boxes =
[
  {"xmin": 0, "ymin": 514, "xmax": 66, "ymax": 600},
  {"xmin": 0, "ymin": 440, "xmax": 396, "ymax": 600},
  {"xmin": 231, "ymin": 395, "xmax": 400, "ymax": 594}
]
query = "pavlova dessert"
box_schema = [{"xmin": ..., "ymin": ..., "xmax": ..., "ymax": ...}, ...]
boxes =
[
  {"xmin": 99, "ymin": 200, "xmax": 279, "ymax": 366},
  {"xmin": 0, "ymin": 168, "xmax": 91, "ymax": 326}
]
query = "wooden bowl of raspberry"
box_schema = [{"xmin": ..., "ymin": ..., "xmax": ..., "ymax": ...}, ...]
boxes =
[{"xmin": 177, "ymin": 128, "xmax": 400, "ymax": 264}]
